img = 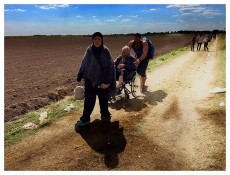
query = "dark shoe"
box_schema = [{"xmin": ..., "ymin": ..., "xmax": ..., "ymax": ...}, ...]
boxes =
[
  {"xmin": 101, "ymin": 114, "xmax": 111, "ymax": 120},
  {"xmin": 77, "ymin": 120, "xmax": 90, "ymax": 127}
]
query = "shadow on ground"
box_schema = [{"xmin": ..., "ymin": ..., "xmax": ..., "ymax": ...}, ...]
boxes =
[
  {"xmin": 109, "ymin": 89, "xmax": 167, "ymax": 112},
  {"xmin": 75, "ymin": 119, "xmax": 126, "ymax": 169}
]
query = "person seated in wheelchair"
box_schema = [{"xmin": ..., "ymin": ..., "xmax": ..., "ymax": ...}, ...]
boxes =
[{"xmin": 114, "ymin": 45, "xmax": 138, "ymax": 90}]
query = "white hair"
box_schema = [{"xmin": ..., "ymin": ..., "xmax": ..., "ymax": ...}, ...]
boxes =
[{"xmin": 122, "ymin": 45, "xmax": 130, "ymax": 54}]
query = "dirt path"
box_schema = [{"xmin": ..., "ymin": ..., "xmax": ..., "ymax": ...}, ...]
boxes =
[{"xmin": 4, "ymin": 39, "xmax": 225, "ymax": 170}]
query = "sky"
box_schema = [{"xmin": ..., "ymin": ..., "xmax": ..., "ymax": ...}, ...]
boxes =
[{"xmin": 3, "ymin": 2, "xmax": 227, "ymax": 36}]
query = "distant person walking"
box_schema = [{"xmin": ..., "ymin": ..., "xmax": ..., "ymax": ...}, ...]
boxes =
[
  {"xmin": 76, "ymin": 32, "xmax": 115, "ymax": 127},
  {"xmin": 197, "ymin": 34, "xmax": 203, "ymax": 51},
  {"xmin": 191, "ymin": 35, "xmax": 197, "ymax": 51},
  {"xmin": 203, "ymin": 35, "xmax": 209, "ymax": 51}
]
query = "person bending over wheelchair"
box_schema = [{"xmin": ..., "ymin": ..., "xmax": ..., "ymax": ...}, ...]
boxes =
[{"xmin": 114, "ymin": 45, "xmax": 138, "ymax": 89}]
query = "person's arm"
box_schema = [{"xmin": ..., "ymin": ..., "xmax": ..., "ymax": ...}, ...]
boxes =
[
  {"xmin": 138, "ymin": 41, "xmax": 148, "ymax": 62},
  {"xmin": 76, "ymin": 47, "xmax": 88, "ymax": 83},
  {"xmin": 128, "ymin": 40, "xmax": 134, "ymax": 50},
  {"xmin": 101, "ymin": 48, "xmax": 114, "ymax": 89}
]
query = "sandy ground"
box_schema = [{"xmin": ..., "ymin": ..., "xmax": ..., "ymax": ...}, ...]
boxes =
[{"xmin": 4, "ymin": 39, "xmax": 226, "ymax": 170}]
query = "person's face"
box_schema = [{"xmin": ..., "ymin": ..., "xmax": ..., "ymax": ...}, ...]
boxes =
[
  {"xmin": 121, "ymin": 49, "xmax": 129, "ymax": 58},
  {"xmin": 93, "ymin": 36, "xmax": 102, "ymax": 47},
  {"xmin": 134, "ymin": 36, "xmax": 141, "ymax": 43}
]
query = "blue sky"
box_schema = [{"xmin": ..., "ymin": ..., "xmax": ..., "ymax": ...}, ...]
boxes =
[{"xmin": 3, "ymin": 2, "xmax": 226, "ymax": 36}]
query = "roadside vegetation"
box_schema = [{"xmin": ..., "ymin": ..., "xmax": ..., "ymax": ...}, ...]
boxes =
[
  {"xmin": 4, "ymin": 97, "xmax": 83, "ymax": 147},
  {"xmin": 147, "ymin": 46, "xmax": 189, "ymax": 71},
  {"xmin": 200, "ymin": 34, "xmax": 226, "ymax": 169},
  {"xmin": 208, "ymin": 34, "xmax": 226, "ymax": 129}
]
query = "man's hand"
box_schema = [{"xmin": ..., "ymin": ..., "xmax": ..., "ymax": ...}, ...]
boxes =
[
  {"xmin": 101, "ymin": 83, "xmax": 109, "ymax": 89},
  {"xmin": 133, "ymin": 59, "xmax": 139, "ymax": 65},
  {"xmin": 77, "ymin": 81, "xmax": 82, "ymax": 86},
  {"xmin": 117, "ymin": 64, "xmax": 125, "ymax": 69}
]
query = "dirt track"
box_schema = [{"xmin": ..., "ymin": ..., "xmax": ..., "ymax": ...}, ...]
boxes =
[{"xmin": 4, "ymin": 38, "xmax": 226, "ymax": 170}]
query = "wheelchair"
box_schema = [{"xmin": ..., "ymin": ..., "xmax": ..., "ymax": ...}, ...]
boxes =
[{"xmin": 115, "ymin": 71, "xmax": 141, "ymax": 101}]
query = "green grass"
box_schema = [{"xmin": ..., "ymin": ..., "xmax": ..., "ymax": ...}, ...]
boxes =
[
  {"xmin": 201, "ymin": 34, "xmax": 226, "ymax": 128},
  {"xmin": 203, "ymin": 34, "xmax": 226, "ymax": 170},
  {"xmin": 4, "ymin": 96, "xmax": 83, "ymax": 147},
  {"xmin": 215, "ymin": 34, "xmax": 226, "ymax": 87},
  {"xmin": 209, "ymin": 34, "xmax": 226, "ymax": 122},
  {"xmin": 147, "ymin": 46, "xmax": 189, "ymax": 71}
]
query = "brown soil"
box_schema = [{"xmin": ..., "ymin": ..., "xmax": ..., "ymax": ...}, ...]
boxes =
[{"xmin": 4, "ymin": 37, "xmax": 226, "ymax": 170}]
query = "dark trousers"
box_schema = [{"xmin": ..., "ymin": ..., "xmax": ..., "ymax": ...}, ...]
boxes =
[
  {"xmin": 137, "ymin": 58, "xmax": 149, "ymax": 77},
  {"xmin": 204, "ymin": 42, "xmax": 209, "ymax": 50},
  {"xmin": 191, "ymin": 43, "xmax": 195, "ymax": 51},
  {"xmin": 197, "ymin": 43, "xmax": 202, "ymax": 51},
  {"xmin": 80, "ymin": 78, "xmax": 111, "ymax": 122}
]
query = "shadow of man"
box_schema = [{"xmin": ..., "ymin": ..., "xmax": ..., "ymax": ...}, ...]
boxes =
[{"xmin": 75, "ymin": 119, "xmax": 126, "ymax": 169}]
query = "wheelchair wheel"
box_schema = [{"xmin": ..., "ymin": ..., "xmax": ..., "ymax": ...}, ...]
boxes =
[
  {"xmin": 131, "ymin": 73, "xmax": 141, "ymax": 97},
  {"xmin": 125, "ymin": 93, "xmax": 130, "ymax": 101}
]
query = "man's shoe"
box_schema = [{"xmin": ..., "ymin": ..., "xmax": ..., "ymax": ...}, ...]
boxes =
[
  {"xmin": 101, "ymin": 114, "xmax": 111, "ymax": 120},
  {"xmin": 77, "ymin": 120, "xmax": 90, "ymax": 127}
]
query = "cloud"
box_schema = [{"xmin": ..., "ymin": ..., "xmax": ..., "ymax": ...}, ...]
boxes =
[
  {"xmin": 93, "ymin": 16, "xmax": 96, "ymax": 18},
  {"xmin": 130, "ymin": 15, "xmax": 138, "ymax": 17},
  {"xmin": 202, "ymin": 10, "xmax": 222, "ymax": 15},
  {"xmin": 192, "ymin": 7, "xmax": 206, "ymax": 13},
  {"xmin": 35, "ymin": 5, "xmax": 55, "ymax": 10},
  {"xmin": 118, "ymin": 15, "xmax": 122, "ymax": 17},
  {"xmin": 182, "ymin": 13, "xmax": 193, "ymax": 16},
  {"xmin": 166, "ymin": 4, "xmax": 200, "ymax": 9},
  {"xmin": 176, "ymin": 19, "xmax": 184, "ymax": 23},
  {"xmin": 122, "ymin": 19, "xmax": 130, "ymax": 22},
  {"xmin": 167, "ymin": 4, "xmax": 223, "ymax": 16},
  {"xmin": 142, "ymin": 8, "xmax": 156, "ymax": 12},
  {"xmin": 166, "ymin": 4, "xmax": 223, "ymax": 17},
  {"xmin": 35, "ymin": 4, "xmax": 69, "ymax": 10},
  {"xmin": 76, "ymin": 15, "xmax": 82, "ymax": 18},
  {"xmin": 4, "ymin": 9, "xmax": 26, "ymax": 12},
  {"xmin": 53, "ymin": 4, "xmax": 69, "ymax": 8},
  {"xmin": 105, "ymin": 19, "xmax": 116, "ymax": 22},
  {"xmin": 166, "ymin": 4, "xmax": 205, "ymax": 13}
]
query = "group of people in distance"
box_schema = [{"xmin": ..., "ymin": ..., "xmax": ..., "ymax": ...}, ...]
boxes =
[
  {"xmin": 76, "ymin": 32, "xmax": 151, "ymax": 127},
  {"xmin": 191, "ymin": 33, "xmax": 213, "ymax": 52}
]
